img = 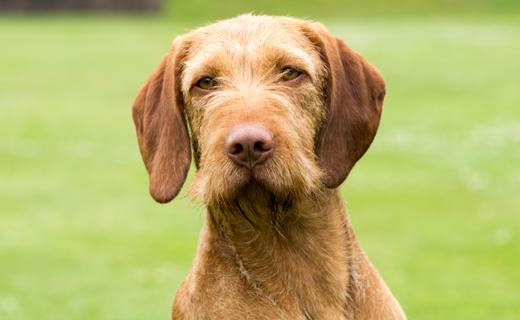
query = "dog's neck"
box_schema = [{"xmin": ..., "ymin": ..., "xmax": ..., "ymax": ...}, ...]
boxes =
[{"xmin": 206, "ymin": 184, "xmax": 354, "ymax": 314}]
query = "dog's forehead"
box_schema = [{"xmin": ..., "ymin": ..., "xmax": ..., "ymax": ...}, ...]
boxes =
[
  {"xmin": 196, "ymin": 15, "xmax": 306, "ymax": 47},
  {"xmin": 181, "ymin": 15, "xmax": 321, "ymax": 86}
]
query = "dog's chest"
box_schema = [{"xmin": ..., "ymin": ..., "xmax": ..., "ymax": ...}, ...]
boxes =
[
  {"xmin": 182, "ymin": 291, "xmax": 347, "ymax": 320},
  {"xmin": 174, "ymin": 256, "xmax": 349, "ymax": 320}
]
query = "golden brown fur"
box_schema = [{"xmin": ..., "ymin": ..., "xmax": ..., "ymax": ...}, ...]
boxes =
[{"xmin": 132, "ymin": 14, "xmax": 406, "ymax": 320}]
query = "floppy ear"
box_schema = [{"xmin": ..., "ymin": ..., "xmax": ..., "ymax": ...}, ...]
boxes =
[
  {"xmin": 132, "ymin": 38, "xmax": 191, "ymax": 203},
  {"xmin": 312, "ymin": 25, "xmax": 386, "ymax": 188}
]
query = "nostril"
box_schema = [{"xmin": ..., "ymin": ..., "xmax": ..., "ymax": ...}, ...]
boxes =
[
  {"xmin": 253, "ymin": 141, "xmax": 266, "ymax": 152},
  {"xmin": 229, "ymin": 143, "xmax": 244, "ymax": 155}
]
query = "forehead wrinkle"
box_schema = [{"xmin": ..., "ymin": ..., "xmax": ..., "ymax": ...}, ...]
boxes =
[
  {"xmin": 224, "ymin": 28, "xmax": 321, "ymax": 80},
  {"xmin": 193, "ymin": 41, "xmax": 261, "ymax": 85}
]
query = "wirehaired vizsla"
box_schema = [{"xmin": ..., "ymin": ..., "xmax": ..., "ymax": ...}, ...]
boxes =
[{"xmin": 132, "ymin": 14, "xmax": 405, "ymax": 320}]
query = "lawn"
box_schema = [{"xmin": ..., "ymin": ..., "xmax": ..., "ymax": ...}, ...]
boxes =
[{"xmin": 0, "ymin": 15, "xmax": 519, "ymax": 320}]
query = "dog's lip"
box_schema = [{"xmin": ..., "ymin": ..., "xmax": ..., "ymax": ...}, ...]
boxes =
[
  {"xmin": 224, "ymin": 159, "xmax": 277, "ymax": 192},
  {"xmin": 236, "ymin": 165, "xmax": 266, "ymax": 183},
  {"xmin": 231, "ymin": 158, "xmax": 271, "ymax": 173}
]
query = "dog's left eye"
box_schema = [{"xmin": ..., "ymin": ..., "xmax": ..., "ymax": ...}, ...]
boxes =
[
  {"xmin": 281, "ymin": 67, "xmax": 301, "ymax": 81},
  {"xmin": 196, "ymin": 76, "xmax": 217, "ymax": 90}
]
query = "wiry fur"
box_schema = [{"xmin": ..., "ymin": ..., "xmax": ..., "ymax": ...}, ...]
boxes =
[
  {"xmin": 184, "ymin": 16, "xmax": 327, "ymax": 206},
  {"xmin": 132, "ymin": 14, "xmax": 405, "ymax": 320}
]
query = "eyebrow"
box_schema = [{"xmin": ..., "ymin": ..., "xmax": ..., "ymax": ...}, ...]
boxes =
[
  {"xmin": 274, "ymin": 45, "xmax": 316, "ymax": 72},
  {"xmin": 182, "ymin": 53, "xmax": 224, "ymax": 92}
]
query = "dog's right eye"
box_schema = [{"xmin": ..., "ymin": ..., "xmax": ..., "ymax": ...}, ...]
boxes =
[
  {"xmin": 281, "ymin": 67, "xmax": 302, "ymax": 81},
  {"xmin": 196, "ymin": 77, "xmax": 217, "ymax": 90}
]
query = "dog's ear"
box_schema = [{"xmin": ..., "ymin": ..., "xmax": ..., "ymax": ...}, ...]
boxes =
[
  {"xmin": 311, "ymin": 24, "xmax": 386, "ymax": 188},
  {"xmin": 132, "ymin": 37, "xmax": 191, "ymax": 203}
]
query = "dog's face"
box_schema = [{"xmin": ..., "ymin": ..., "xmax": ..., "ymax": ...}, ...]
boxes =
[
  {"xmin": 183, "ymin": 17, "xmax": 326, "ymax": 204},
  {"xmin": 132, "ymin": 15, "xmax": 386, "ymax": 205}
]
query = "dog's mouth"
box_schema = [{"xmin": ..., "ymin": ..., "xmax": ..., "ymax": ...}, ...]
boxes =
[
  {"xmin": 231, "ymin": 164, "xmax": 270, "ymax": 192},
  {"xmin": 227, "ymin": 160, "xmax": 296, "ymax": 202}
]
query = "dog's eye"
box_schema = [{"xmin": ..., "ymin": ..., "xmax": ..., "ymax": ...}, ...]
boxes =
[
  {"xmin": 196, "ymin": 76, "xmax": 217, "ymax": 90},
  {"xmin": 281, "ymin": 67, "xmax": 301, "ymax": 81}
]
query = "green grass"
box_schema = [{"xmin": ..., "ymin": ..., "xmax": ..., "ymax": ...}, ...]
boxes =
[
  {"xmin": 1, "ymin": 15, "xmax": 519, "ymax": 320},
  {"xmin": 163, "ymin": 0, "xmax": 520, "ymax": 22}
]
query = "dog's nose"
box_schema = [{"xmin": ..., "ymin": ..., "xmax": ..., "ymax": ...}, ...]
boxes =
[{"xmin": 226, "ymin": 124, "xmax": 274, "ymax": 169}]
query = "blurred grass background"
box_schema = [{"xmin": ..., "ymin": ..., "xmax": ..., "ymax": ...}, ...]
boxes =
[
  {"xmin": 164, "ymin": 0, "xmax": 520, "ymax": 21},
  {"xmin": 1, "ymin": 1, "xmax": 519, "ymax": 319}
]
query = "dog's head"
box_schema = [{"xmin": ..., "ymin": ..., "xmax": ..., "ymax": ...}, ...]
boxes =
[{"xmin": 132, "ymin": 15, "xmax": 385, "ymax": 205}]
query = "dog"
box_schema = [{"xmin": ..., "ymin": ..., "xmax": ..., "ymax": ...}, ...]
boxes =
[{"xmin": 132, "ymin": 14, "xmax": 405, "ymax": 320}]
